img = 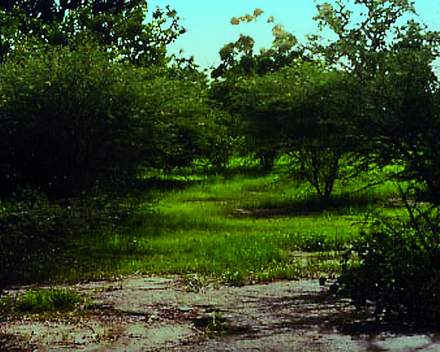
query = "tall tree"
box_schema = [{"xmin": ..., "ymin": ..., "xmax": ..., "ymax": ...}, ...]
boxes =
[
  {"xmin": 0, "ymin": 0, "xmax": 186, "ymax": 67},
  {"xmin": 222, "ymin": 58, "xmax": 364, "ymax": 198},
  {"xmin": 210, "ymin": 9, "xmax": 313, "ymax": 169},
  {"xmin": 307, "ymin": 0, "xmax": 440, "ymax": 203},
  {"xmin": 212, "ymin": 8, "xmax": 310, "ymax": 79}
]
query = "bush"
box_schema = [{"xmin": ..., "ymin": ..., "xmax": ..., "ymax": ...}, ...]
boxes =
[
  {"xmin": 336, "ymin": 209, "xmax": 440, "ymax": 327},
  {"xmin": 0, "ymin": 187, "xmax": 142, "ymax": 296},
  {"xmin": 0, "ymin": 41, "xmax": 153, "ymax": 199},
  {"xmin": 0, "ymin": 190, "xmax": 70, "ymax": 295},
  {"xmin": 136, "ymin": 72, "xmax": 235, "ymax": 170}
]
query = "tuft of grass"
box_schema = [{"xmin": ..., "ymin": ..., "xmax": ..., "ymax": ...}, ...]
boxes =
[
  {"xmin": 15, "ymin": 289, "xmax": 81, "ymax": 313},
  {"xmin": 0, "ymin": 293, "xmax": 13, "ymax": 320},
  {"xmin": 194, "ymin": 309, "xmax": 230, "ymax": 336}
]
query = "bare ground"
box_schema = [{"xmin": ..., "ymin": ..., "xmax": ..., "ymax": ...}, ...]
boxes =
[{"xmin": 2, "ymin": 275, "xmax": 440, "ymax": 351}]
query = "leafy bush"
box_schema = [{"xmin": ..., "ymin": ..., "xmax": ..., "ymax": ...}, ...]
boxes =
[
  {"xmin": 336, "ymin": 209, "xmax": 440, "ymax": 327},
  {"xmin": 136, "ymin": 72, "xmax": 234, "ymax": 170},
  {"xmin": 0, "ymin": 188, "xmax": 141, "ymax": 296},
  {"xmin": 0, "ymin": 41, "xmax": 153, "ymax": 198},
  {"xmin": 0, "ymin": 192, "xmax": 70, "ymax": 295}
]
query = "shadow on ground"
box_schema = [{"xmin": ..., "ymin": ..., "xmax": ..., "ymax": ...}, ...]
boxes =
[{"xmin": 233, "ymin": 194, "xmax": 379, "ymax": 218}]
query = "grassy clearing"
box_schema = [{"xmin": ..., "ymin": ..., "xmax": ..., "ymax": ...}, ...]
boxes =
[
  {"xmin": 0, "ymin": 157, "xmax": 411, "ymax": 288},
  {"xmin": 42, "ymin": 160, "xmax": 409, "ymax": 286}
]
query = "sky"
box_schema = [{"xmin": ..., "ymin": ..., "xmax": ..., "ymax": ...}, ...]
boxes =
[{"xmin": 145, "ymin": 0, "xmax": 440, "ymax": 72}]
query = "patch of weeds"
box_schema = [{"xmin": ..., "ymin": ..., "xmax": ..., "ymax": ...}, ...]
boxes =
[
  {"xmin": 221, "ymin": 270, "xmax": 247, "ymax": 286},
  {"xmin": 194, "ymin": 309, "xmax": 229, "ymax": 336},
  {"xmin": 15, "ymin": 288, "xmax": 82, "ymax": 313},
  {"xmin": 256, "ymin": 264, "xmax": 303, "ymax": 282},
  {"xmin": 296, "ymin": 232, "xmax": 329, "ymax": 251},
  {"xmin": 294, "ymin": 232, "xmax": 347, "ymax": 252},
  {"xmin": 184, "ymin": 273, "xmax": 211, "ymax": 293},
  {"xmin": 304, "ymin": 253, "xmax": 344, "ymax": 277},
  {"xmin": 0, "ymin": 292, "xmax": 13, "ymax": 320}
]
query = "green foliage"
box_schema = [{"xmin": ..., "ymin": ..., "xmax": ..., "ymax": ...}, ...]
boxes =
[
  {"xmin": 132, "ymin": 71, "xmax": 234, "ymax": 170},
  {"xmin": 309, "ymin": 0, "xmax": 420, "ymax": 76},
  {"xmin": 194, "ymin": 309, "xmax": 229, "ymax": 336},
  {"xmin": 308, "ymin": 0, "xmax": 440, "ymax": 201},
  {"xmin": 212, "ymin": 8, "xmax": 306, "ymax": 79},
  {"xmin": 15, "ymin": 289, "xmax": 81, "ymax": 313},
  {"xmin": 304, "ymin": 0, "xmax": 440, "ymax": 327},
  {"xmin": 363, "ymin": 49, "xmax": 440, "ymax": 203},
  {"xmin": 0, "ymin": 186, "xmax": 143, "ymax": 295},
  {"xmin": 337, "ymin": 209, "xmax": 440, "ymax": 327},
  {"xmin": 0, "ymin": 42, "xmax": 153, "ymax": 198},
  {"xmin": 0, "ymin": 292, "xmax": 12, "ymax": 319},
  {"xmin": 0, "ymin": 1, "xmax": 186, "ymax": 68},
  {"xmin": 216, "ymin": 60, "xmax": 365, "ymax": 196},
  {"xmin": 0, "ymin": 190, "xmax": 69, "ymax": 295},
  {"xmin": 209, "ymin": 10, "xmax": 313, "ymax": 172}
]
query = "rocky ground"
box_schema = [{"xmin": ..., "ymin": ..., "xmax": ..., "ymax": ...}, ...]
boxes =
[{"xmin": 2, "ymin": 275, "xmax": 440, "ymax": 351}]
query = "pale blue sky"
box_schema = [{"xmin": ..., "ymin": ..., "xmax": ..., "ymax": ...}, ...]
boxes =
[{"xmin": 146, "ymin": 0, "xmax": 440, "ymax": 71}]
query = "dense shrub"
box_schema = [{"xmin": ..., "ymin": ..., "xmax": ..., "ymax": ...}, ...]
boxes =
[
  {"xmin": 0, "ymin": 42, "xmax": 153, "ymax": 199},
  {"xmin": 0, "ymin": 190, "xmax": 70, "ymax": 295},
  {"xmin": 135, "ymin": 71, "xmax": 234, "ymax": 170},
  {"xmin": 0, "ymin": 187, "xmax": 143, "ymax": 296},
  {"xmin": 336, "ymin": 209, "xmax": 440, "ymax": 327}
]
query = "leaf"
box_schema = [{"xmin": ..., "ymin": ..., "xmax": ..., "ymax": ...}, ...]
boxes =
[
  {"xmin": 244, "ymin": 14, "xmax": 254, "ymax": 22},
  {"xmin": 253, "ymin": 8, "xmax": 264, "ymax": 17},
  {"xmin": 272, "ymin": 24, "xmax": 283, "ymax": 37},
  {"xmin": 267, "ymin": 16, "xmax": 275, "ymax": 23},
  {"xmin": 230, "ymin": 17, "xmax": 240, "ymax": 25}
]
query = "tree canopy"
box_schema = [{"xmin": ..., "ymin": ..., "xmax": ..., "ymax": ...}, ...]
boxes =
[{"xmin": 0, "ymin": 0, "xmax": 186, "ymax": 67}]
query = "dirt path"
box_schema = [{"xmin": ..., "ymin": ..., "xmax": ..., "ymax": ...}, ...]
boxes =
[{"xmin": 3, "ymin": 275, "xmax": 440, "ymax": 351}]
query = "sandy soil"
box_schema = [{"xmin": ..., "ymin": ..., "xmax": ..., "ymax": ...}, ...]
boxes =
[{"xmin": 2, "ymin": 275, "xmax": 440, "ymax": 351}]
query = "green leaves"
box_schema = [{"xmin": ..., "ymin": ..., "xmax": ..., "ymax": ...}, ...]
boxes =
[
  {"xmin": 308, "ymin": 0, "xmax": 431, "ymax": 77},
  {"xmin": 230, "ymin": 8, "xmax": 264, "ymax": 25},
  {"xmin": 214, "ymin": 7, "xmax": 305, "ymax": 79},
  {"xmin": 338, "ymin": 211, "xmax": 440, "ymax": 326},
  {"xmin": 0, "ymin": 42, "xmax": 151, "ymax": 198},
  {"xmin": 306, "ymin": 0, "xmax": 440, "ymax": 326},
  {"xmin": 0, "ymin": 1, "xmax": 187, "ymax": 68},
  {"xmin": 212, "ymin": 53, "xmax": 364, "ymax": 186}
]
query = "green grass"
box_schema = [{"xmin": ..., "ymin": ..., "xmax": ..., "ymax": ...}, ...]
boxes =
[
  {"xmin": 2, "ymin": 159, "xmax": 412, "ymax": 287},
  {"xmin": 42, "ymin": 160, "xmax": 410, "ymax": 286},
  {"xmin": 8, "ymin": 289, "xmax": 82, "ymax": 314}
]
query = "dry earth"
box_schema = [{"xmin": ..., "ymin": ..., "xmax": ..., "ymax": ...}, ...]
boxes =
[{"xmin": 2, "ymin": 275, "xmax": 440, "ymax": 351}]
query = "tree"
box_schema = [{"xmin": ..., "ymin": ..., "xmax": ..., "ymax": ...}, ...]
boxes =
[
  {"xmin": 309, "ymin": 0, "xmax": 440, "ymax": 326},
  {"xmin": 286, "ymin": 66, "xmax": 365, "ymax": 199},
  {"xmin": 0, "ymin": 42, "xmax": 155, "ymax": 198},
  {"xmin": 307, "ymin": 0, "xmax": 440, "ymax": 202},
  {"xmin": 212, "ymin": 7, "xmax": 311, "ymax": 80},
  {"xmin": 133, "ymin": 72, "xmax": 231, "ymax": 170},
  {"xmin": 0, "ymin": 0, "xmax": 186, "ymax": 67},
  {"xmin": 0, "ymin": 0, "xmax": 217, "ymax": 197},
  {"xmin": 210, "ymin": 9, "xmax": 313, "ymax": 170},
  {"xmin": 223, "ymin": 58, "xmax": 364, "ymax": 197}
]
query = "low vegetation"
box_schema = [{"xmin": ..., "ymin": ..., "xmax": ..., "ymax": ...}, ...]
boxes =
[{"xmin": 0, "ymin": 159, "xmax": 403, "ymax": 286}]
